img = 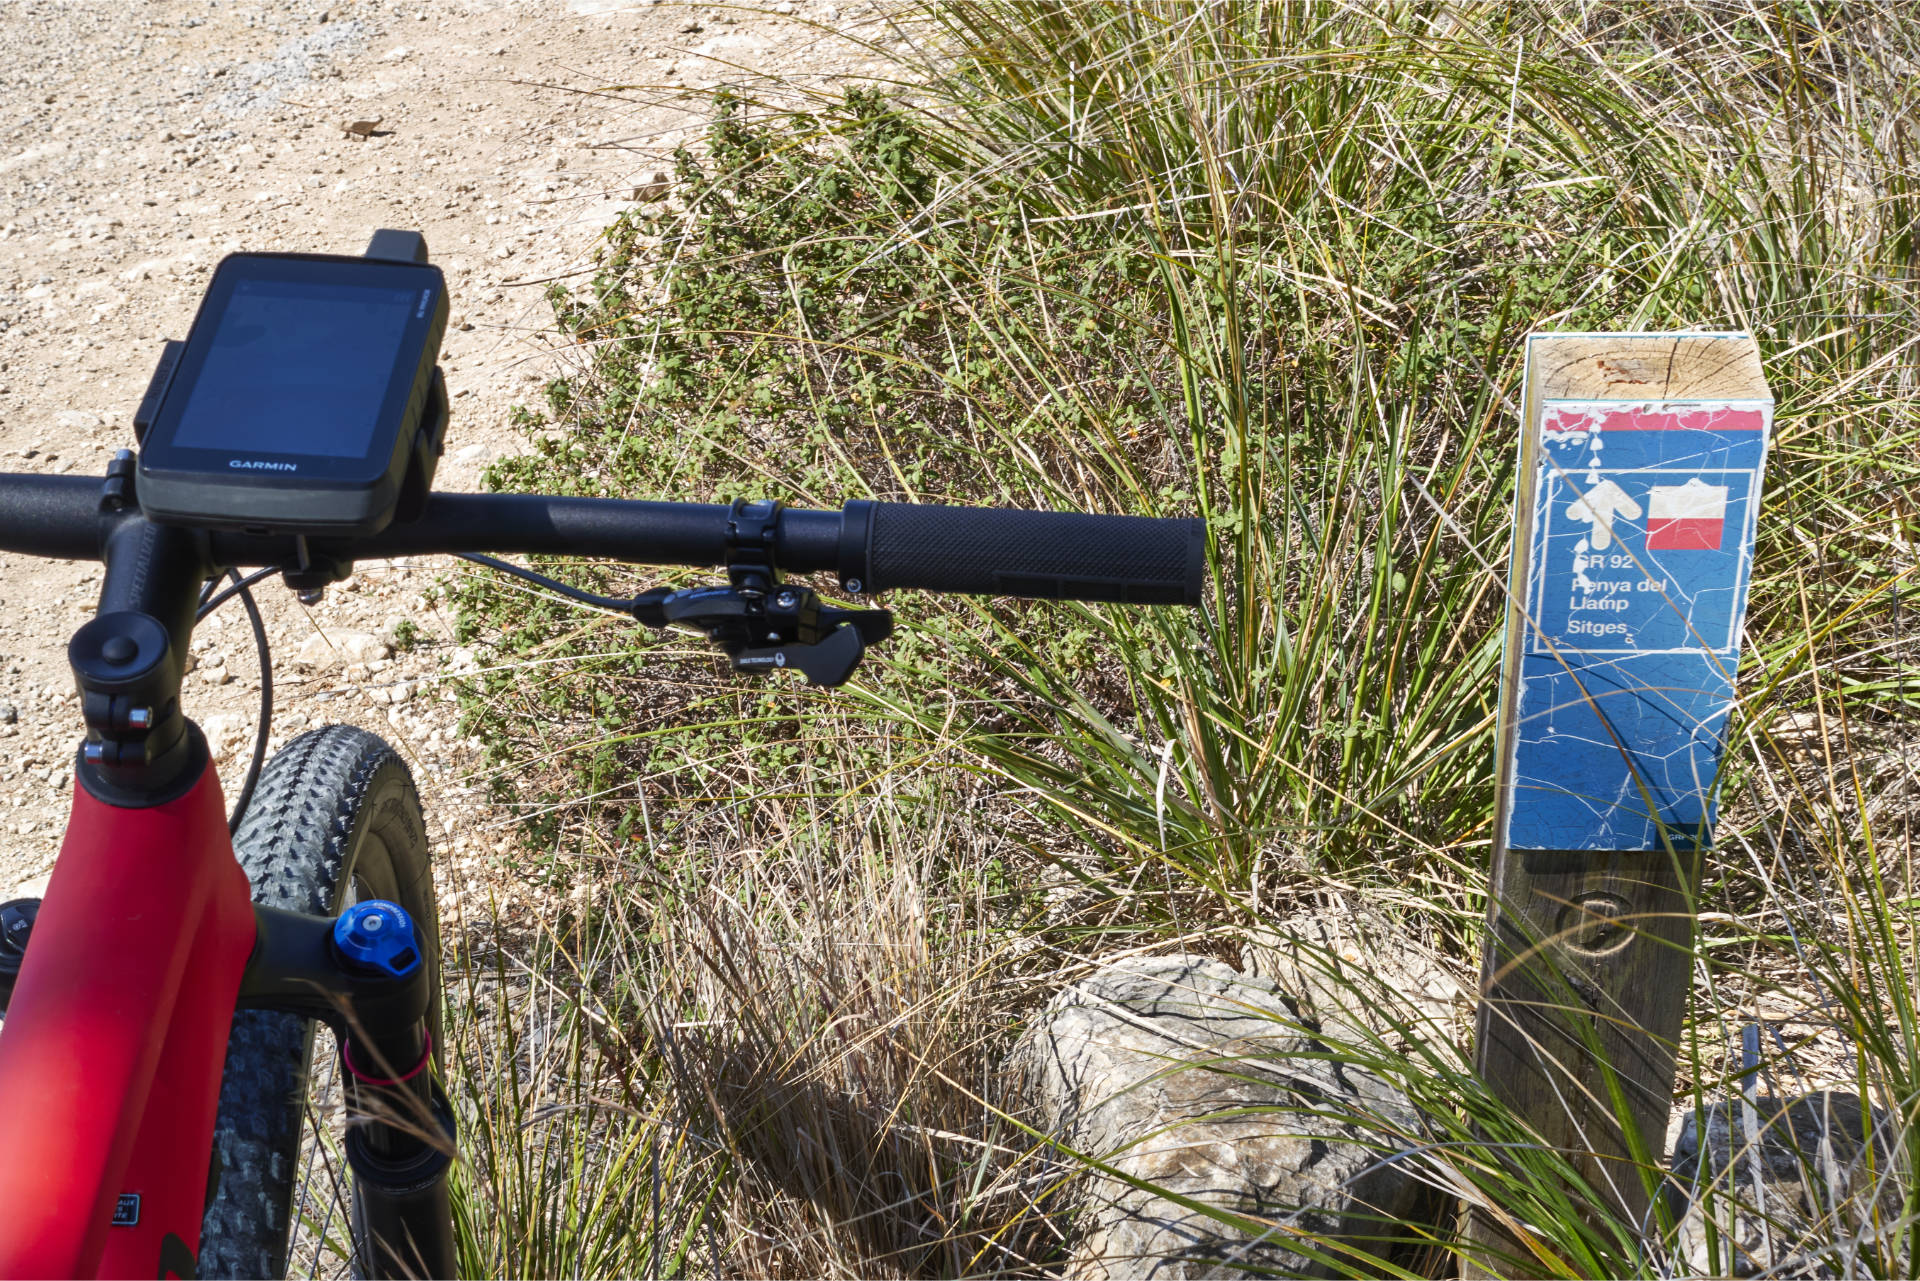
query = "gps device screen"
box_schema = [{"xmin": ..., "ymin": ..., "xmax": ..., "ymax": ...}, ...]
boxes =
[
  {"xmin": 136, "ymin": 249, "xmax": 449, "ymax": 537},
  {"xmin": 169, "ymin": 278, "xmax": 418, "ymax": 459}
]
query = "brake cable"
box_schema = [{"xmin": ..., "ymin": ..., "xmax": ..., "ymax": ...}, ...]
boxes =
[
  {"xmin": 197, "ymin": 555, "xmax": 626, "ymax": 838},
  {"xmin": 200, "ymin": 566, "xmax": 276, "ymax": 619},
  {"xmin": 198, "ymin": 536, "xmax": 885, "ymax": 839},
  {"xmin": 458, "ymin": 527, "xmax": 893, "ymax": 688},
  {"xmin": 454, "ymin": 552, "xmax": 635, "ymax": 614},
  {"xmin": 196, "ymin": 566, "xmax": 277, "ymax": 834}
]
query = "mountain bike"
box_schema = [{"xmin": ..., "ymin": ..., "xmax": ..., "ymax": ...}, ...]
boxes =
[{"xmin": 0, "ymin": 230, "xmax": 1204, "ymax": 1279}]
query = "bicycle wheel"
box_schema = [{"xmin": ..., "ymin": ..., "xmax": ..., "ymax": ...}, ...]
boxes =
[{"xmin": 197, "ymin": 725, "xmax": 444, "ymax": 1280}]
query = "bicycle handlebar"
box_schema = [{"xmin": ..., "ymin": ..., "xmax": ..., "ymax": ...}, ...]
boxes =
[{"xmin": 0, "ymin": 473, "xmax": 1205, "ymax": 605}]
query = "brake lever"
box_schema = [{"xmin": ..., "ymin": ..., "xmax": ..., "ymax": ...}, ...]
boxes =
[{"xmin": 630, "ymin": 583, "xmax": 891, "ymax": 687}]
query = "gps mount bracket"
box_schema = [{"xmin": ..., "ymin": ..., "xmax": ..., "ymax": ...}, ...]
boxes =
[{"xmin": 629, "ymin": 499, "xmax": 892, "ymax": 687}]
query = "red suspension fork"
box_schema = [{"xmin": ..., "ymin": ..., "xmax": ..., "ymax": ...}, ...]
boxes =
[{"xmin": 0, "ymin": 763, "xmax": 255, "ymax": 1279}]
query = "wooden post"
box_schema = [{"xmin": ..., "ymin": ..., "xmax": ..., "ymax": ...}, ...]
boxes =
[{"xmin": 1469, "ymin": 334, "xmax": 1772, "ymax": 1270}]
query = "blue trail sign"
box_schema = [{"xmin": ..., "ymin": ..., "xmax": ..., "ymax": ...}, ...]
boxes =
[{"xmin": 1507, "ymin": 398, "xmax": 1770, "ymax": 849}]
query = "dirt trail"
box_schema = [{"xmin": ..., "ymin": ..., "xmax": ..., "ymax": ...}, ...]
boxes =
[{"xmin": 0, "ymin": 0, "xmax": 895, "ymax": 892}]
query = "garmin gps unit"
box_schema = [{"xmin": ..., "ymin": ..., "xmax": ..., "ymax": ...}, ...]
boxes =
[{"xmin": 135, "ymin": 242, "xmax": 449, "ymax": 538}]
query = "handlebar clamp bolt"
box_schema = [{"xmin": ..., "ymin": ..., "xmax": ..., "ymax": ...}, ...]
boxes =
[{"xmin": 775, "ymin": 591, "xmax": 797, "ymax": 609}]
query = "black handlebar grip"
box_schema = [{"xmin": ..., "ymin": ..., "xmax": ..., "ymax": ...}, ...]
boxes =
[
  {"xmin": 0, "ymin": 474, "xmax": 102, "ymax": 561},
  {"xmin": 841, "ymin": 500, "xmax": 1205, "ymax": 604}
]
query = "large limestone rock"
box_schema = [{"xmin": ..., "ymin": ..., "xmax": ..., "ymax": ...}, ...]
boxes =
[
  {"xmin": 1239, "ymin": 902, "xmax": 1470, "ymax": 1056},
  {"xmin": 1669, "ymin": 1090, "xmax": 1904, "ymax": 1278},
  {"xmin": 1013, "ymin": 954, "xmax": 1442, "ymax": 1278}
]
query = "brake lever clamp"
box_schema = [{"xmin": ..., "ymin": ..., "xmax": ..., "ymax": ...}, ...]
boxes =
[
  {"xmin": 723, "ymin": 497, "xmax": 781, "ymax": 598},
  {"xmin": 619, "ymin": 497, "xmax": 895, "ymax": 686},
  {"xmin": 630, "ymin": 582, "xmax": 893, "ymax": 687}
]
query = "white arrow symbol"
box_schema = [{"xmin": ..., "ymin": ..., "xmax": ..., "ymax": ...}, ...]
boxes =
[{"xmin": 1566, "ymin": 479, "xmax": 1641, "ymax": 551}]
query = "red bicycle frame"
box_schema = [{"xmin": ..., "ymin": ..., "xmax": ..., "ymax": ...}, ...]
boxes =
[{"xmin": 0, "ymin": 764, "xmax": 255, "ymax": 1278}]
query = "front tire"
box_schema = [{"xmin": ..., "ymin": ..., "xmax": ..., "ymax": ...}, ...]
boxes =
[{"xmin": 197, "ymin": 726, "xmax": 443, "ymax": 1279}]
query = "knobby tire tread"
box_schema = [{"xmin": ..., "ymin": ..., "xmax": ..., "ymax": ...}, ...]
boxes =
[{"xmin": 197, "ymin": 726, "xmax": 440, "ymax": 1281}]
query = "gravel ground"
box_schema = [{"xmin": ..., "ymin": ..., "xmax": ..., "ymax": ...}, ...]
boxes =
[{"xmin": 0, "ymin": 0, "xmax": 900, "ymax": 895}]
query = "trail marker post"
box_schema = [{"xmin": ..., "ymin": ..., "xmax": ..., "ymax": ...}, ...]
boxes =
[{"xmin": 1471, "ymin": 334, "xmax": 1772, "ymax": 1262}]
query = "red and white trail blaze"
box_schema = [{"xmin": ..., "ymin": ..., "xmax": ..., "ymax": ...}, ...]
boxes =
[{"xmin": 1646, "ymin": 477, "xmax": 1729, "ymax": 551}]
